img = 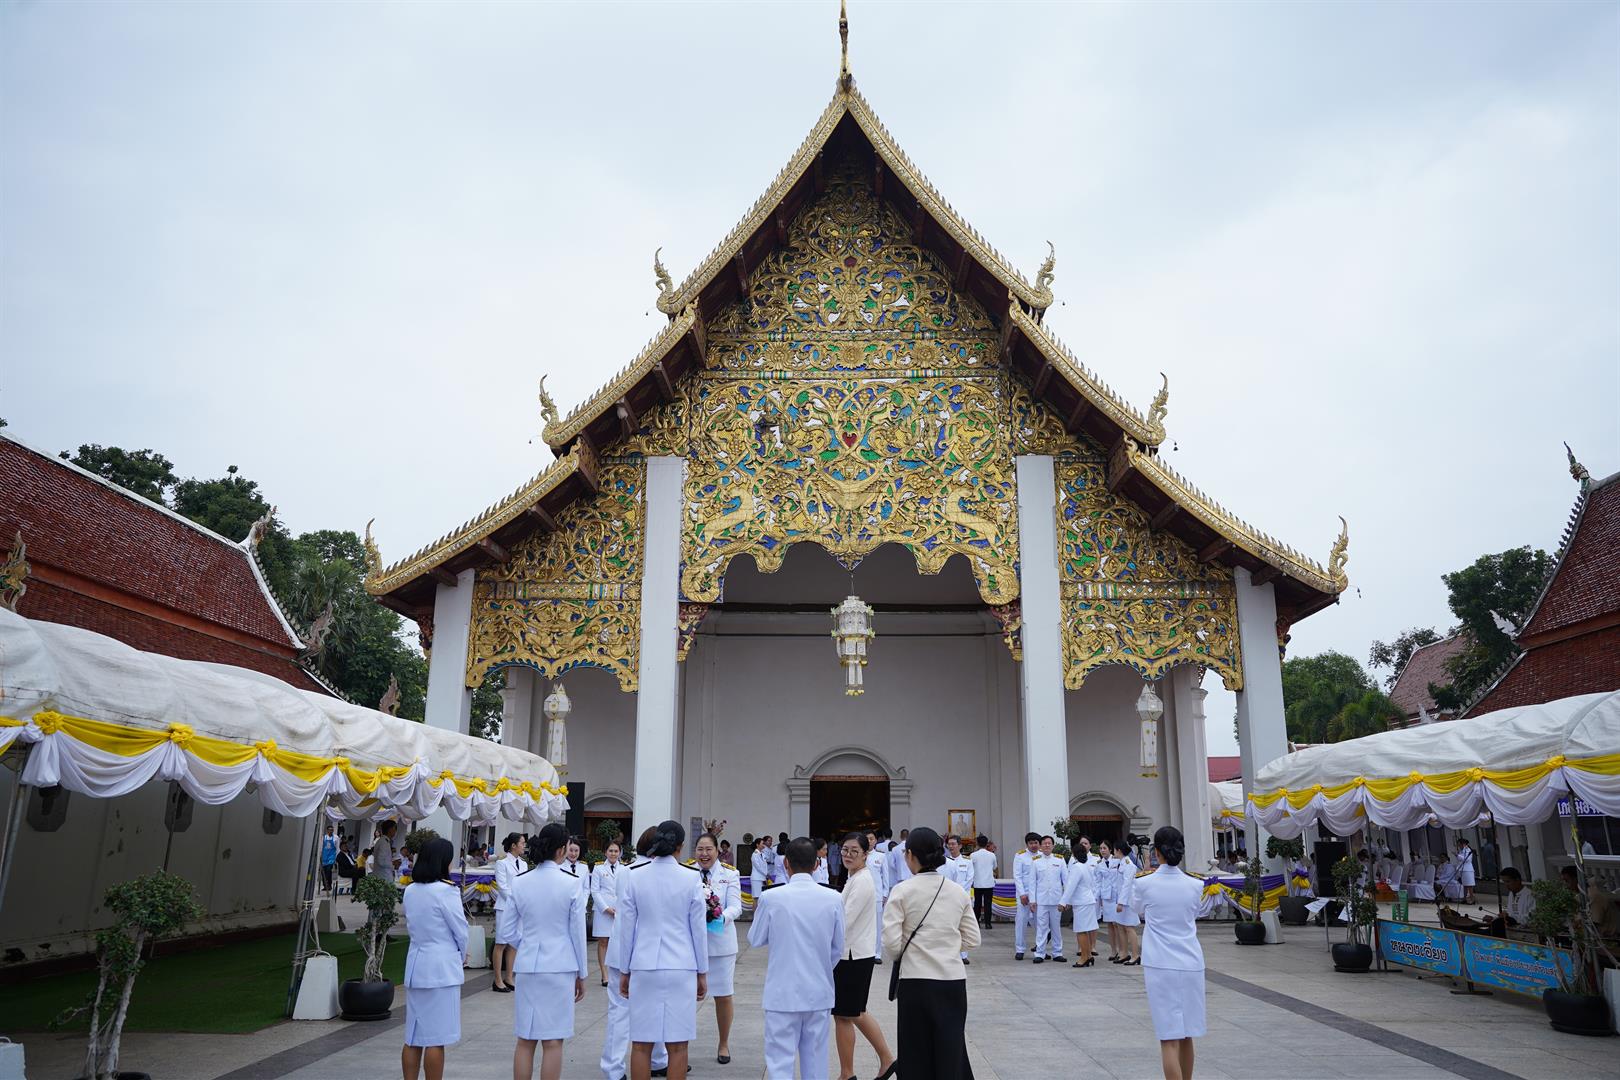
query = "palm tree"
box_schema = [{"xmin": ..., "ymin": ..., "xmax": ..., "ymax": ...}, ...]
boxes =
[{"xmin": 1328, "ymin": 689, "xmax": 1401, "ymax": 743}]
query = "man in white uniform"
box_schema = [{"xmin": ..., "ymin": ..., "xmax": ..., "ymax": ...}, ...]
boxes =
[
  {"xmin": 1012, "ymin": 831, "xmax": 1040, "ymax": 960},
  {"xmin": 887, "ymin": 829, "xmax": 912, "ymax": 889},
  {"xmin": 751, "ymin": 838, "xmax": 774, "ymax": 902},
  {"xmin": 868, "ymin": 830, "xmax": 889, "ymax": 961},
  {"xmin": 944, "ymin": 835, "xmax": 977, "ymax": 963},
  {"xmin": 969, "ymin": 834, "xmax": 998, "ymax": 930},
  {"xmin": 1031, "ymin": 835, "xmax": 1068, "ymax": 963},
  {"xmin": 749, "ymin": 837, "xmax": 845, "ymax": 1080}
]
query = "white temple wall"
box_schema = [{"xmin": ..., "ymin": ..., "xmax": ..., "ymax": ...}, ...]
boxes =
[
  {"xmin": 544, "ymin": 665, "xmax": 638, "ymax": 822},
  {"xmin": 0, "ymin": 775, "xmax": 306, "ymax": 965},
  {"xmin": 1062, "ymin": 664, "xmax": 1175, "ymax": 843}
]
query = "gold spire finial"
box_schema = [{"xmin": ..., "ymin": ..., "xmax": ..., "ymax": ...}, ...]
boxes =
[
  {"xmin": 538, "ymin": 375, "xmax": 560, "ymax": 431},
  {"xmin": 838, "ymin": 0, "xmax": 852, "ymax": 89},
  {"xmin": 1565, "ymin": 441, "xmax": 1591, "ymax": 491},
  {"xmin": 363, "ymin": 519, "xmax": 383, "ymax": 579},
  {"xmin": 1034, "ymin": 240, "xmax": 1056, "ymax": 296},
  {"xmin": 1328, "ymin": 516, "xmax": 1350, "ymax": 584},
  {"xmin": 1148, "ymin": 372, "xmax": 1169, "ymax": 430},
  {"xmin": 653, "ymin": 247, "xmax": 673, "ymax": 301}
]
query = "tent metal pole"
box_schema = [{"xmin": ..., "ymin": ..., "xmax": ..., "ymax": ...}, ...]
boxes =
[
  {"xmin": 284, "ymin": 805, "xmax": 327, "ymax": 1018},
  {"xmin": 0, "ymin": 748, "xmax": 29, "ymax": 920}
]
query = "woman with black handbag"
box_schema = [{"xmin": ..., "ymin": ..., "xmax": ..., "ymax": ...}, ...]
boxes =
[{"xmin": 880, "ymin": 826, "xmax": 979, "ymax": 1080}]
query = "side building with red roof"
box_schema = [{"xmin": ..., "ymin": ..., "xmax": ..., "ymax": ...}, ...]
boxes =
[
  {"xmin": 0, "ymin": 432, "xmax": 330, "ymax": 970},
  {"xmin": 1387, "ymin": 633, "xmax": 1471, "ymax": 726}
]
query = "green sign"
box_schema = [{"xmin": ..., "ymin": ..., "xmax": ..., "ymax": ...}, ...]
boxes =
[{"xmin": 1392, "ymin": 889, "xmax": 1408, "ymax": 922}]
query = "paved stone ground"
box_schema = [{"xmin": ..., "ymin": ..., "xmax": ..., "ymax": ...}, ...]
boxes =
[{"xmin": 19, "ymin": 906, "xmax": 1606, "ymax": 1080}]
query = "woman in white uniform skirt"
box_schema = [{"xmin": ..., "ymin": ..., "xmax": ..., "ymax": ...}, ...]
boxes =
[
  {"xmin": 401, "ymin": 838, "xmax": 467, "ymax": 1080},
  {"xmin": 617, "ymin": 819, "xmax": 708, "ymax": 1080},
  {"xmin": 591, "ymin": 839, "xmax": 625, "ymax": 987},
  {"xmin": 1095, "ymin": 839, "xmax": 1120, "ymax": 959},
  {"xmin": 511, "ymin": 822, "xmax": 588, "ymax": 1080},
  {"xmin": 1131, "ymin": 826, "xmax": 1206, "ymax": 1080},
  {"xmin": 1114, "ymin": 849, "xmax": 1142, "ymax": 965},
  {"xmin": 693, "ymin": 832, "xmax": 742, "ymax": 1065},
  {"xmin": 492, "ymin": 832, "xmax": 526, "ymax": 993},
  {"xmin": 1060, "ymin": 846, "xmax": 1099, "ymax": 968}
]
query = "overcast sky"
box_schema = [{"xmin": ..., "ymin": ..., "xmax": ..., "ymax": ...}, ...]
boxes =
[{"xmin": 4, "ymin": 1, "xmax": 1615, "ymax": 757}]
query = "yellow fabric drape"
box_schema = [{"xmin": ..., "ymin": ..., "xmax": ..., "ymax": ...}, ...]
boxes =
[{"xmin": 1248, "ymin": 751, "xmax": 1620, "ymax": 810}]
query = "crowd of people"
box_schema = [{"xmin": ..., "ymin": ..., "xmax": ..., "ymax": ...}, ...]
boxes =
[{"xmin": 388, "ymin": 820, "xmax": 1206, "ymax": 1080}]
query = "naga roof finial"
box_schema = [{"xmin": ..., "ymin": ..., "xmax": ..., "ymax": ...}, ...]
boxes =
[
  {"xmin": 653, "ymin": 246, "xmax": 673, "ymax": 302},
  {"xmin": 1034, "ymin": 240, "xmax": 1056, "ymax": 298},
  {"xmin": 838, "ymin": 0, "xmax": 853, "ymax": 90},
  {"xmin": 1148, "ymin": 372, "xmax": 1169, "ymax": 430},
  {"xmin": 538, "ymin": 375, "xmax": 560, "ymax": 431},
  {"xmin": 1565, "ymin": 441, "xmax": 1591, "ymax": 492},
  {"xmin": 1328, "ymin": 516, "xmax": 1350, "ymax": 584},
  {"xmin": 1, "ymin": 530, "xmax": 28, "ymax": 613},
  {"xmin": 363, "ymin": 519, "xmax": 383, "ymax": 578}
]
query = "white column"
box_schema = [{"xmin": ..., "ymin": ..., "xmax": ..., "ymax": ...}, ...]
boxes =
[
  {"xmin": 1014, "ymin": 455, "xmax": 1070, "ymax": 837},
  {"xmin": 1169, "ymin": 666, "xmax": 1214, "ymax": 873},
  {"xmin": 1234, "ymin": 566, "xmax": 1289, "ymax": 868},
  {"xmin": 424, "ymin": 569, "xmax": 476, "ymax": 735},
  {"xmin": 631, "ymin": 456, "xmax": 684, "ymax": 832}
]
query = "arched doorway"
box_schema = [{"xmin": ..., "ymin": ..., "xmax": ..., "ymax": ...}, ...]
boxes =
[
  {"xmin": 1069, "ymin": 791, "xmax": 1131, "ymax": 851},
  {"xmin": 787, "ymin": 746, "xmax": 912, "ymax": 844},
  {"xmin": 583, "ymin": 791, "xmax": 632, "ymax": 857}
]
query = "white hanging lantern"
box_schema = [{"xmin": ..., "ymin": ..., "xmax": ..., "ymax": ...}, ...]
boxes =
[
  {"xmin": 543, "ymin": 681, "xmax": 571, "ymax": 774},
  {"xmin": 830, "ymin": 595, "xmax": 875, "ymax": 697},
  {"xmin": 1136, "ymin": 680, "xmax": 1164, "ymax": 778}
]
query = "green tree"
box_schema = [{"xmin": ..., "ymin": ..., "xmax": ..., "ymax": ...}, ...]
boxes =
[
  {"xmin": 1327, "ymin": 688, "xmax": 1401, "ymax": 742},
  {"xmin": 60, "ymin": 444, "xmax": 178, "ymax": 504},
  {"xmin": 1367, "ymin": 627, "xmax": 1441, "ymax": 691},
  {"xmin": 1281, "ymin": 651, "xmax": 1375, "ymax": 744},
  {"xmin": 1432, "ymin": 546, "xmax": 1551, "ymax": 710},
  {"xmin": 171, "ymin": 465, "xmax": 299, "ymax": 596},
  {"xmin": 470, "ymin": 671, "xmax": 505, "ymax": 742}
]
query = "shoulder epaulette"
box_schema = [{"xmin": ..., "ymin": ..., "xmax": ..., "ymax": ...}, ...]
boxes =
[
  {"xmin": 680, "ymin": 862, "xmax": 701, "ymax": 871},
  {"xmin": 721, "ymin": 862, "xmax": 737, "ymax": 872}
]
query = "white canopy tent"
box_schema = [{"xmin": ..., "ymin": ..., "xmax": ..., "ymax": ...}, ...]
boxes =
[
  {"xmin": 1248, "ymin": 690, "xmax": 1620, "ymax": 839},
  {"xmin": 1211, "ymin": 780, "xmax": 1245, "ymax": 830}
]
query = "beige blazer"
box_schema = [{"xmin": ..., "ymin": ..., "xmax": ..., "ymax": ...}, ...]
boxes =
[{"xmin": 881, "ymin": 870, "xmax": 979, "ymax": 981}]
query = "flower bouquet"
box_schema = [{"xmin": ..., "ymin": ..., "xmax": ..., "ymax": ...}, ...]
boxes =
[{"xmin": 705, "ymin": 888, "xmax": 725, "ymax": 932}]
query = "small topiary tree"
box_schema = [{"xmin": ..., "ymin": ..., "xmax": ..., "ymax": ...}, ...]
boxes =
[
  {"xmin": 1331, "ymin": 856, "xmax": 1378, "ymax": 946},
  {"xmin": 399, "ymin": 826, "xmax": 440, "ymax": 860},
  {"xmin": 1265, "ymin": 836, "xmax": 1304, "ymax": 863},
  {"xmin": 353, "ymin": 873, "xmax": 400, "ymax": 983},
  {"xmin": 55, "ymin": 870, "xmax": 202, "ymax": 1080},
  {"xmin": 1524, "ymin": 878, "xmax": 1607, "ymax": 997},
  {"xmin": 1240, "ymin": 855, "xmax": 1267, "ymax": 920}
]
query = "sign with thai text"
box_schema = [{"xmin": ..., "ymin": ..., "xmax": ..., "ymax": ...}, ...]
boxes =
[
  {"xmin": 1556, "ymin": 795, "xmax": 1604, "ymax": 818},
  {"xmin": 1378, "ymin": 920, "xmax": 1462, "ymax": 977},
  {"xmin": 1460, "ymin": 934, "xmax": 1577, "ymax": 999}
]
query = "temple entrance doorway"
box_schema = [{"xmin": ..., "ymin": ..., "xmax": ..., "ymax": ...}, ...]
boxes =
[{"xmin": 810, "ymin": 776, "xmax": 890, "ymax": 845}]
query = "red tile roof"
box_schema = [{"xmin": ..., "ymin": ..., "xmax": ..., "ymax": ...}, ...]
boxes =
[
  {"xmin": 1466, "ymin": 626, "xmax": 1620, "ymax": 716},
  {"xmin": 1388, "ymin": 633, "xmax": 1470, "ymax": 719},
  {"xmin": 1519, "ymin": 474, "xmax": 1620, "ymax": 642},
  {"xmin": 1, "ymin": 435, "xmax": 299, "ymax": 648},
  {"xmin": 1207, "ymin": 756, "xmax": 1242, "ymax": 782}
]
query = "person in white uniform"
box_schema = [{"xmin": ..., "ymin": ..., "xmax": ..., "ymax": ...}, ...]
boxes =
[
  {"xmin": 1060, "ymin": 845, "xmax": 1099, "ymax": 968},
  {"xmin": 618, "ymin": 819, "xmax": 708, "ymax": 1080},
  {"xmin": 751, "ymin": 837, "xmax": 774, "ymax": 903},
  {"xmin": 401, "ymin": 838, "xmax": 467, "ymax": 1080},
  {"xmin": 1131, "ymin": 826, "xmax": 1206, "ymax": 1080},
  {"xmin": 600, "ymin": 828, "xmax": 668, "ymax": 1080},
  {"xmin": 834, "ymin": 833, "xmax": 896, "ymax": 1080},
  {"xmin": 969, "ymin": 834, "xmax": 998, "ymax": 930},
  {"xmin": 1096, "ymin": 839, "xmax": 1121, "ymax": 959},
  {"xmin": 813, "ymin": 839, "xmax": 831, "ymax": 885},
  {"xmin": 1500, "ymin": 867, "xmax": 1536, "ymax": 926},
  {"xmin": 511, "ymin": 822, "xmax": 587, "ymax": 1080},
  {"xmin": 1031, "ymin": 835, "xmax": 1068, "ymax": 963},
  {"xmin": 591, "ymin": 839, "xmax": 625, "ymax": 988},
  {"xmin": 749, "ymin": 836, "xmax": 845, "ymax": 1080},
  {"xmin": 773, "ymin": 833, "xmax": 791, "ymax": 887},
  {"xmin": 493, "ymin": 832, "xmax": 527, "ymax": 994},
  {"xmin": 1012, "ymin": 831, "xmax": 1040, "ymax": 960},
  {"xmin": 1454, "ymin": 840, "xmax": 1477, "ymax": 903},
  {"xmin": 944, "ymin": 835, "xmax": 978, "ymax": 963},
  {"xmin": 692, "ymin": 832, "xmax": 742, "ymax": 1066},
  {"xmin": 1114, "ymin": 846, "xmax": 1142, "ymax": 965},
  {"xmin": 888, "ymin": 829, "xmax": 913, "ymax": 890},
  {"xmin": 869, "ymin": 830, "xmax": 890, "ymax": 961}
]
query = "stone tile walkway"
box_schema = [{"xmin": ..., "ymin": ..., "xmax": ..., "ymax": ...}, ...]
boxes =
[{"xmin": 19, "ymin": 911, "xmax": 1593, "ymax": 1080}]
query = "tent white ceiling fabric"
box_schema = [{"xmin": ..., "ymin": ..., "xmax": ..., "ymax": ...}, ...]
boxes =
[
  {"xmin": 1211, "ymin": 780, "xmax": 1245, "ymax": 828},
  {"xmin": 1248, "ymin": 690, "xmax": 1620, "ymax": 839},
  {"xmin": 0, "ymin": 608, "xmax": 565, "ymax": 825}
]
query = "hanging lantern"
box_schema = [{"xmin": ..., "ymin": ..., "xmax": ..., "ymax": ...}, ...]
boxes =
[
  {"xmin": 830, "ymin": 595, "xmax": 876, "ymax": 697},
  {"xmin": 543, "ymin": 681, "xmax": 571, "ymax": 775},
  {"xmin": 1136, "ymin": 680, "xmax": 1164, "ymax": 778}
]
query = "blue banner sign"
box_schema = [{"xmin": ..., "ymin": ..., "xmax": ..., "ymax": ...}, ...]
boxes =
[
  {"xmin": 1556, "ymin": 795, "xmax": 1604, "ymax": 817},
  {"xmin": 1378, "ymin": 920, "xmax": 1462, "ymax": 977},
  {"xmin": 1460, "ymin": 935, "xmax": 1577, "ymax": 999}
]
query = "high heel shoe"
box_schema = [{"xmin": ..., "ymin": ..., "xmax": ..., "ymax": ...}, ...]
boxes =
[
  {"xmin": 874, "ymin": 1062, "xmax": 899, "ymax": 1080},
  {"xmin": 1124, "ymin": 957, "xmax": 1141, "ymax": 966}
]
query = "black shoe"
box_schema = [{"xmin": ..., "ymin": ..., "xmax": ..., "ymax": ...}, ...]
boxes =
[
  {"xmin": 718, "ymin": 1053, "xmax": 731, "ymax": 1064},
  {"xmin": 962, "ymin": 958, "xmax": 971, "ymax": 965},
  {"xmin": 875, "ymin": 1063, "xmax": 899, "ymax": 1080},
  {"xmin": 1125, "ymin": 958, "xmax": 1141, "ymax": 966},
  {"xmin": 1052, "ymin": 955, "xmax": 1066, "ymax": 963},
  {"xmin": 1015, "ymin": 952, "xmax": 1025, "ymax": 960},
  {"xmin": 652, "ymin": 1070, "xmax": 668, "ymax": 1078},
  {"xmin": 1032, "ymin": 956, "xmax": 1044, "ymax": 964}
]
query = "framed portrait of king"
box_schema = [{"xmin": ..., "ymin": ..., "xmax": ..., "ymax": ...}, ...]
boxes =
[{"xmin": 947, "ymin": 809, "xmax": 976, "ymax": 840}]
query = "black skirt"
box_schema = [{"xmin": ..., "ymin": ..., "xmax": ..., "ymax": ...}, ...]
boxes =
[
  {"xmin": 896, "ymin": 978, "xmax": 973, "ymax": 1080},
  {"xmin": 832, "ymin": 957, "xmax": 877, "ymax": 1017}
]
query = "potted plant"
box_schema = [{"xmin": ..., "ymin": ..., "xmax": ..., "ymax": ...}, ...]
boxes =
[
  {"xmin": 398, "ymin": 826, "xmax": 439, "ymax": 879},
  {"xmin": 1268, "ymin": 837, "xmax": 1311, "ymax": 925},
  {"xmin": 1525, "ymin": 878, "xmax": 1614, "ymax": 1035},
  {"xmin": 1234, "ymin": 855, "xmax": 1268, "ymax": 945},
  {"xmin": 55, "ymin": 870, "xmax": 202, "ymax": 1080},
  {"xmin": 1330, "ymin": 856, "xmax": 1377, "ymax": 972},
  {"xmin": 340, "ymin": 873, "xmax": 400, "ymax": 1020}
]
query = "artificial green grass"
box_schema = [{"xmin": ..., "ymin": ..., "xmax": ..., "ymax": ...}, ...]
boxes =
[{"xmin": 0, "ymin": 931, "xmax": 410, "ymax": 1034}]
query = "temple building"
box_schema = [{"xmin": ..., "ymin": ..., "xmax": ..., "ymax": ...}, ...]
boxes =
[{"xmin": 366, "ymin": 52, "xmax": 1348, "ymax": 867}]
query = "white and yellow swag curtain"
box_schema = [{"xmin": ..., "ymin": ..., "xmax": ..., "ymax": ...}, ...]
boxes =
[
  {"xmin": 1248, "ymin": 690, "xmax": 1620, "ymax": 838},
  {"xmin": 0, "ymin": 608, "xmax": 567, "ymax": 825}
]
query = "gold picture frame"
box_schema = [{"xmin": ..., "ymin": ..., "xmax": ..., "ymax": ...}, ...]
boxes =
[{"xmin": 947, "ymin": 809, "xmax": 976, "ymax": 841}]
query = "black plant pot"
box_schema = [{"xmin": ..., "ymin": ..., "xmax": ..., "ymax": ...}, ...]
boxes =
[
  {"xmin": 1234, "ymin": 920, "xmax": 1268, "ymax": 945},
  {"xmin": 1331, "ymin": 942, "xmax": 1372, "ymax": 972},
  {"xmin": 339, "ymin": 977, "xmax": 395, "ymax": 1021},
  {"xmin": 1278, "ymin": 896, "xmax": 1311, "ymax": 926},
  {"xmin": 1543, "ymin": 990, "xmax": 1614, "ymax": 1036}
]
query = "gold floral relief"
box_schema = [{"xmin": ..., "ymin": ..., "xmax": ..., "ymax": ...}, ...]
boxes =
[
  {"xmin": 1055, "ymin": 452, "xmax": 1242, "ymax": 689},
  {"xmin": 466, "ymin": 459, "xmax": 645, "ymax": 690}
]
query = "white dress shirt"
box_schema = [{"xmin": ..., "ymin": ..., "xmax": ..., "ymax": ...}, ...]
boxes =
[
  {"xmin": 888, "ymin": 841, "xmax": 913, "ymax": 886},
  {"xmin": 751, "ymin": 848, "xmax": 773, "ymax": 894},
  {"xmin": 945, "ymin": 854, "xmax": 976, "ymax": 894},
  {"xmin": 618, "ymin": 855, "xmax": 708, "ymax": 974},
  {"xmin": 512, "ymin": 860, "xmax": 588, "ymax": 978},
  {"xmin": 772, "ymin": 852, "xmax": 790, "ymax": 886},
  {"xmin": 1060, "ymin": 859, "xmax": 1097, "ymax": 907},
  {"xmin": 1013, "ymin": 848, "xmax": 1036, "ymax": 901},
  {"xmin": 870, "ymin": 844, "xmax": 889, "ymax": 899},
  {"xmin": 1130, "ymin": 864, "xmax": 1206, "ymax": 971},
  {"xmin": 841, "ymin": 866, "xmax": 878, "ymax": 961},
  {"xmin": 1032, "ymin": 853, "xmax": 1067, "ymax": 905},
  {"xmin": 698, "ymin": 861, "xmax": 743, "ymax": 956},
  {"xmin": 403, "ymin": 881, "xmax": 469, "ymax": 988},
  {"xmin": 494, "ymin": 852, "xmax": 521, "ymax": 910},
  {"xmin": 748, "ymin": 875, "xmax": 845, "ymax": 1012},
  {"xmin": 970, "ymin": 847, "xmax": 997, "ymax": 888},
  {"xmin": 812, "ymin": 858, "xmax": 830, "ymax": 885},
  {"xmin": 592, "ymin": 859, "xmax": 623, "ymax": 935},
  {"xmin": 1503, "ymin": 885, "xmax": 1536, "ymax": 924}
]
